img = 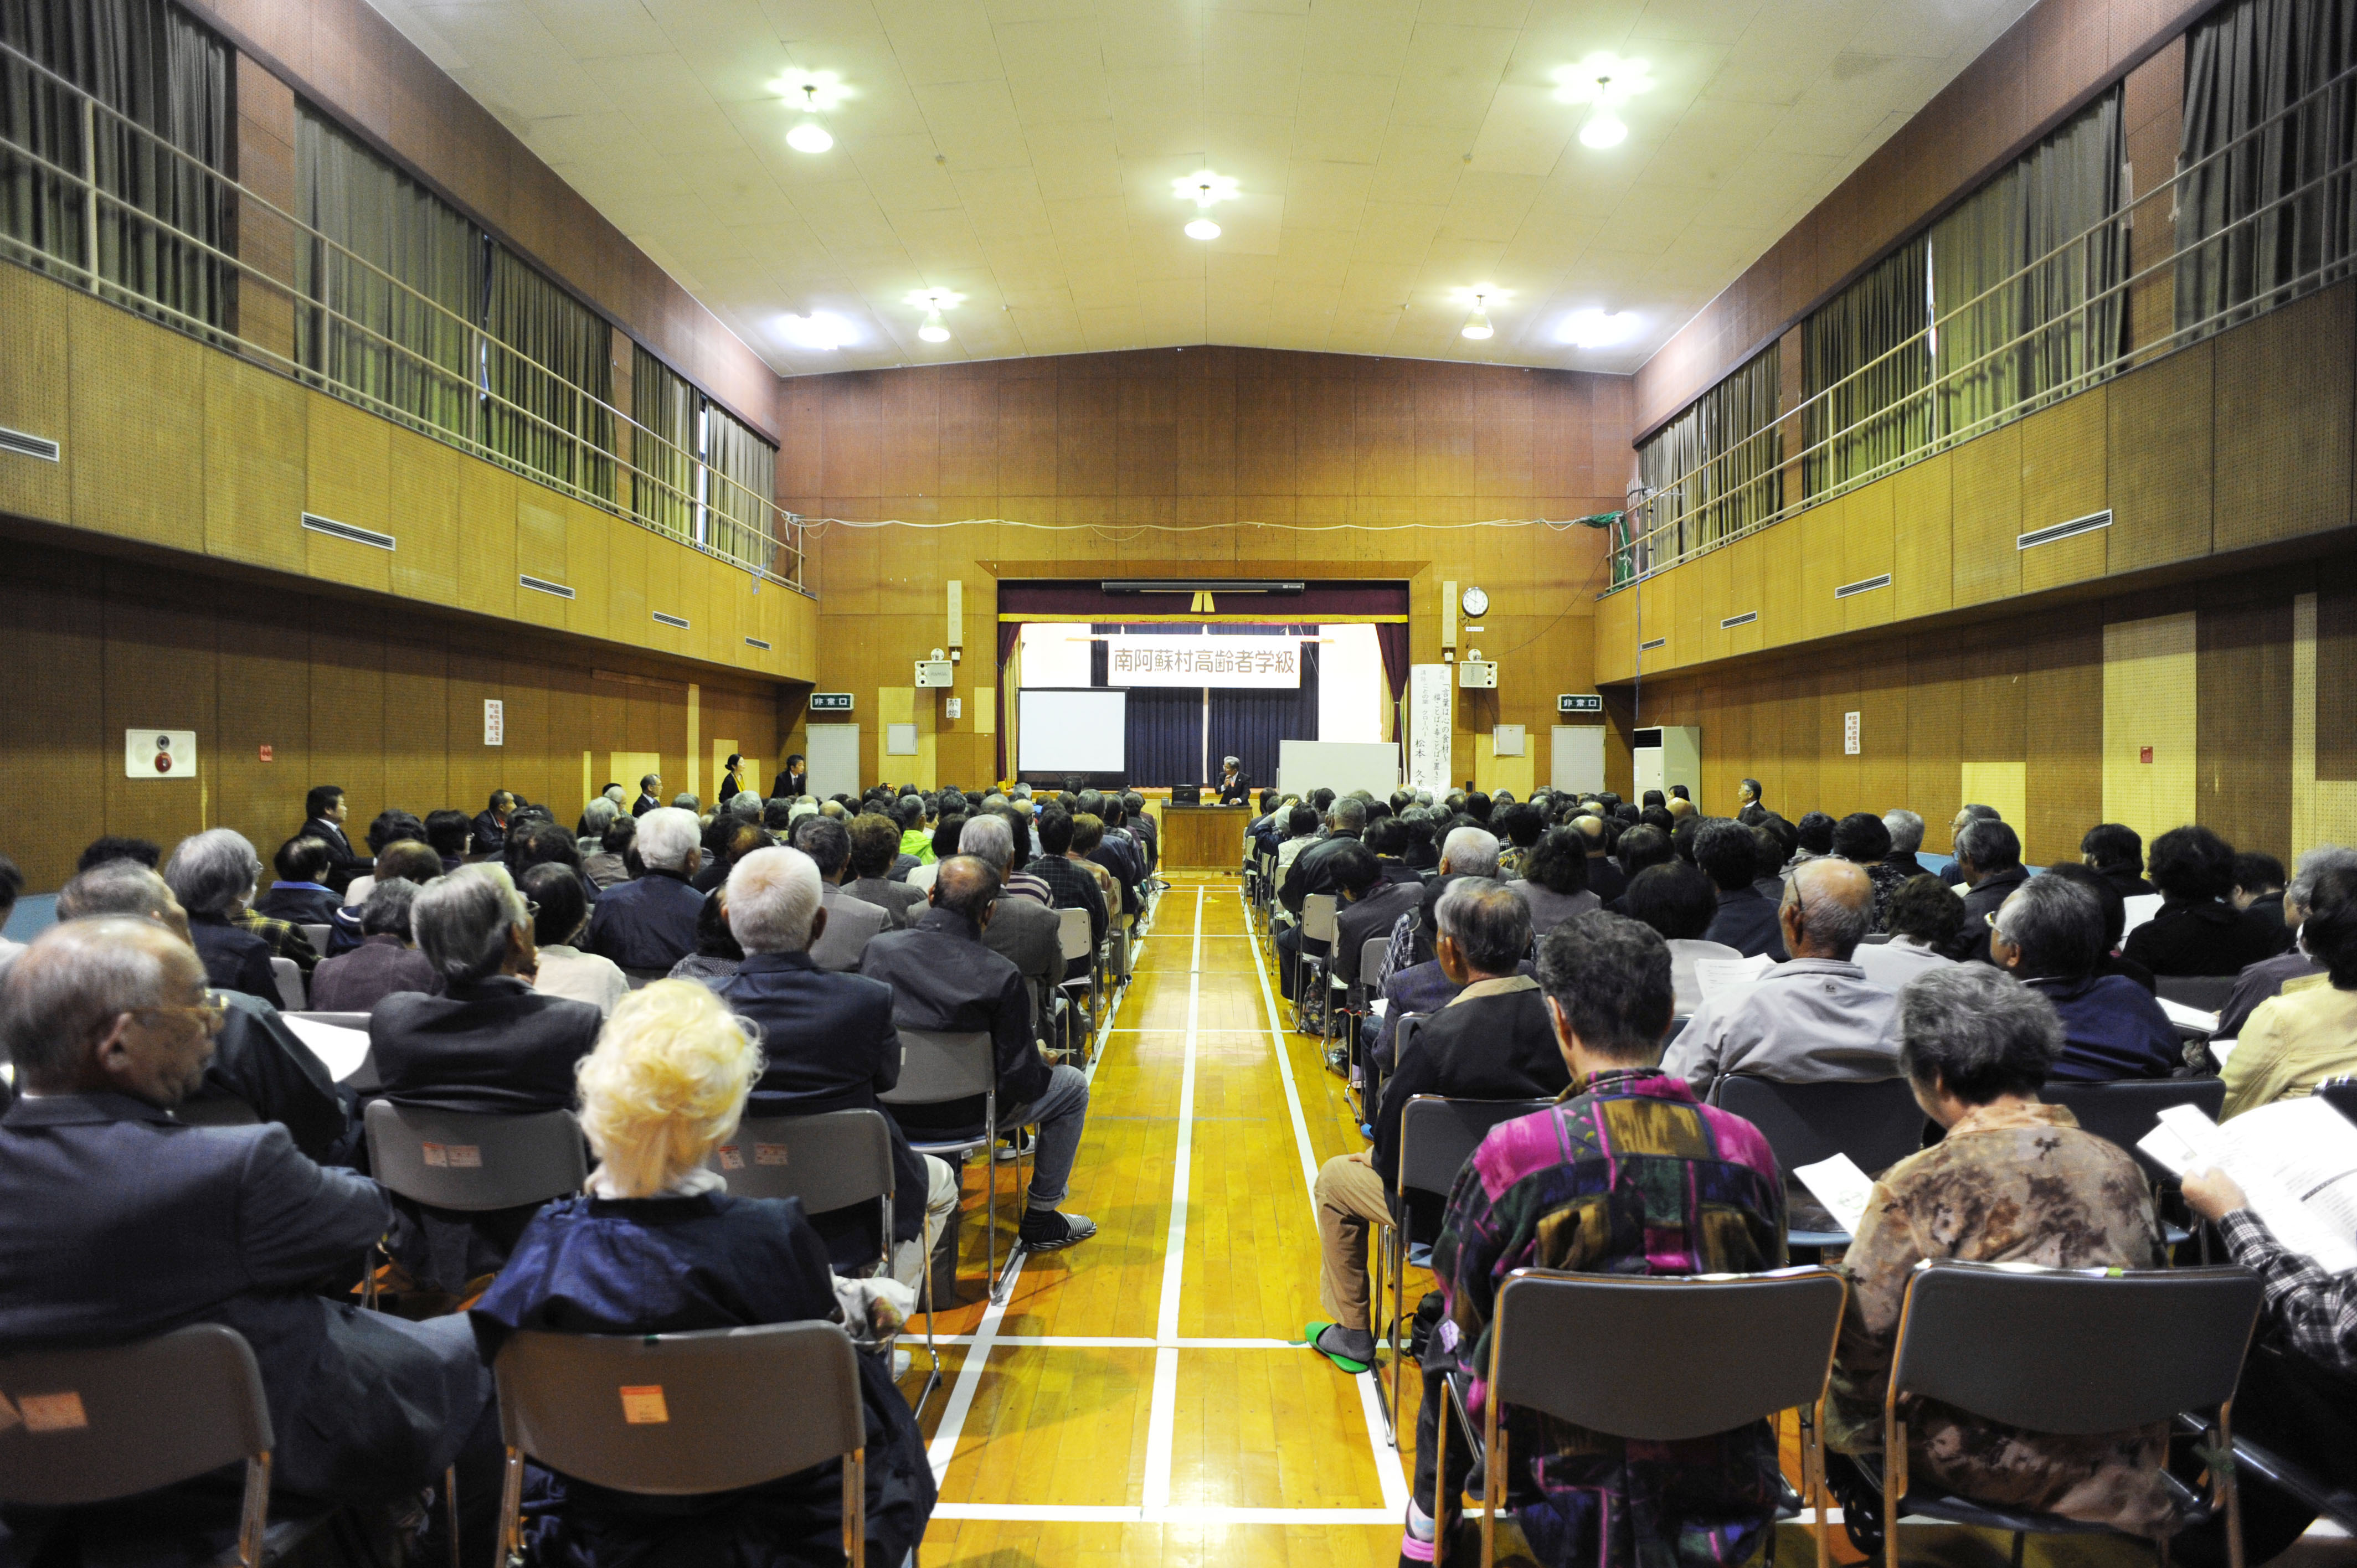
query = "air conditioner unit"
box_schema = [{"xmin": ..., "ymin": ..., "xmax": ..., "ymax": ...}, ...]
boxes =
[
  {"xmin": 915, "ymin": 659, "xmax": 955, "ymax": 688},
  {"xmin": 1457, "ymin": 661, "xmax": 1497, "ymax": 689}
]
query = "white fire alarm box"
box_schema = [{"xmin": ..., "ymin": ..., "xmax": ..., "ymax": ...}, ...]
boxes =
[{"xmin": 915, "ymin": 659, "xmax": 955, "ymax": 688}]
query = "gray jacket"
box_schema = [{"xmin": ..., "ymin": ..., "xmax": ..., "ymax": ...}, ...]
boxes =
[
  {"xmin": 1662, "ymin": 957, "xmax": 1901, "ymax": 1098},
  {"xmin": 812, "ymin": 881, "xmax": 893, "ymax": 972}
]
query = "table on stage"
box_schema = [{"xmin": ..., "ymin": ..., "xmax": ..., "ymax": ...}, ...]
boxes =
[{"xmin": 1155, "ymin": 802, "xmax": 1253, "ymax": 873}]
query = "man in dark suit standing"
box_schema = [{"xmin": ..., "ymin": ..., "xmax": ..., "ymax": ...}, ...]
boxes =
[
  {"xmin": 630, "ymin": 772, "xmax": 665, "ymax": 818},
  {"xmin": 1217, "ymin": 756, "xmax": 1250, "ymax": 804},
  {"xmin": 0, "ymin": 919, "xmax": 496, "ymax": 1555},
  {"xmin": 301, "ymin": 782, "xmax": 372, "ymax": 894}
]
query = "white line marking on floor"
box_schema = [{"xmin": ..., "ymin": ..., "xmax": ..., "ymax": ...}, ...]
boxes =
[
  {"xmin": 927, "ymin": 1334, "xmax": 1299, "ymax": 1349},
  {"xmin": 1243, "ymin": 886, "xmax": 1412, "ymax": 1516},
  {"xmin": 924, "ymin": 1252, "xmax": 1026, "ymax": 1483},
  {"xmin": 932, "ymin": 1503, "xmax": 1399, "ymax": 1525},
  {"xmin": 1139, "ymin": 885, "xmax": 1205, "ymax": 1513}
]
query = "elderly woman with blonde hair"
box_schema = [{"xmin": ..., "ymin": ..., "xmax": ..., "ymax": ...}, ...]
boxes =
[{"xmin": 469, "ymin": 981, "xmax": 936, "ymax": 1565}]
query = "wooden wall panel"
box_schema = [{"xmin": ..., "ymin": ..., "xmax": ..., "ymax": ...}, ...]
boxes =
[
  {"xmin": 70, "ymin": 291, "xmax": 206, "ymax": 553},
  {"xmin": 303, "ymin": 396, "xmax": 393, "ymax": 593},
  {"xmin": 2016, "ymin": 387, "xmax": 2109, "ymax": 593},
  {"xmin": 1950, "ymin": 420, "xmax": 2023, "ymax": 606},
  {"xmin": 2108, "ymin": 340, "xmax": 2212, "ymax": 572},
  {"xmin": 1841, "ymin": 482, "xmax": 1897, "ymax": 632},
  {"xmin": 0, "ymin": 262, "xmax": 74, "ymax": 527},
  {"xmin": 1797, "ymin": 497, "xmax": 1846, "ymax": 643},
  {"xmin": 2214, "ymin": 284, "xmax": 2355, "ymax": 553},
  {"xmin": 387, "ymin": 427, "xmax": 463, "ymax": 607},
  {"xmin": 2197, "ymin": 594, "xmax": 2294, "ymax": 860},
  {"xmin": 204, "ymin": 354, "xmax": 307, "ymax": 573}
]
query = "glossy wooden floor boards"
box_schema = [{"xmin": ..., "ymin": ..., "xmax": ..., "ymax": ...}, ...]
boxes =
[{"xmin": 902, "ymin": 876, "xmax": 1411, "ymax": 1564}]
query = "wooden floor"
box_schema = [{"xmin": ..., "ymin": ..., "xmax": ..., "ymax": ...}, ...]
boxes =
[{"xmin": 892, "ymin": 873, "xmax": 2294, "ymax": 1568}]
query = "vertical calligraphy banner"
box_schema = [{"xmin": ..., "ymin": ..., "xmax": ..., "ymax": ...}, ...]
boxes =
[{"xmin": 1407, "ymin": 664, "xmax": 1453, "ymax": 793}]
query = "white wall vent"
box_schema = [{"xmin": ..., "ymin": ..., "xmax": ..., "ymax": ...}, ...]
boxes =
[{"xmin": 302, "ymin": 512, "xmax": 395, "ymax": 551}]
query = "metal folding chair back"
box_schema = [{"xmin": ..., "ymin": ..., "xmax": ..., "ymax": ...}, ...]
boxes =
[
  {"xmin": 1301, "ymin": 893, "xmax": 1339, "ymax": 944},
  {"xmin": 2157, "ymin": 974, "xmax": 2238, "ymax": 1014},
  {"xmin": 1398, "ymin": 1094, "xmax": 1560, "ymax": 1216},
  {"xmin": 2040, "ymin": 1079, "xmax": 2226, "ymax": 1180},
  {"xmin": 299, "ymin": 922, "xmax": 332, "ymax": 956},
  {"xmin": 881, "ymin": 1029, "xmax": 1020, "ymax": 1306},
  {"xmin": 175, "ymin": 1096, "xmax": 262, "ymax": 1128},
  {"xmin": 1057, "ymin": 906, "xmax": 1091, "ymax": 962},
  {"xmin": 1360, "ymin": 937, "xmax": 1390, "ymax": 993},
  {"xmin": 362, "ymin": 1101, "xmax": 588, "ymax": 1211},
  {"xmin": 711, "ymin": 1110, "xmax": 894, "ymax": 1251},
  {"xmin": 269, "ymin": 955, "xmax": 306, "ymax": 1010},
  {"xmin": 1712, "ymin": 1075, "xmax": 1925, "ymax": 1178},
  {"xmin": 0, "ymin": 1324, "xmax": 276, "ymax": 1566},
  {"xmin": 2316, "ymin": 1077, "xmax": 2357, "ymax": 1121},
  {"xmin": 493, "ymin": 1322, "xmax": 868, "ymax": 1565},
  {"xmin": 287, "ymin": 1012, "xmax": 370, "ymax": 1029}
]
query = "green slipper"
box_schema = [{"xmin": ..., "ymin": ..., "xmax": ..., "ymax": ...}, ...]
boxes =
[{"xmin": 1304, "ymin": 1321, "xmax": 1373, "ymax": 1374}]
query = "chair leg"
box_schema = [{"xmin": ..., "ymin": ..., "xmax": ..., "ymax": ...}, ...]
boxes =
[
  {"xmin": 498, "ymin": 1447, "xmax": 526, "ymax": 1568},
  {"xmin": 1432, "ymin": 1376, "xmax": 1450, "ymax": 1568},
  {"xmin": 1803, "ymin": 1404, "xmax": 1829, "ymax": 1568},
  {"xmin": 442, "ymin": 1464, "xmax": 461, "ymax": 1568},
  {"xmin": 910, "ymin": 1226, "xmax": 943, "ymax": 1423},
  {"xmin": 981, "ymin": 1102, "xmax": 997, "ymax": 1307},
  {"xmin": 2221, "ymin": 1410, "xmax": 2245, "ymax": 1568},
  {"xmin": 845, "ymin": 1446, "xmax": 866, "ymax": 1568},
  {"xmin": 2009, "ymin": 1532, "xmax": 2025, "ymax": 1568},
  {"xmin": 1386, "ymin": 1221, "xmax": 1406, "ymax": 1447},
  {"xmin": 1480, "ymin": 1406, "xmax": 1501, "ymax": 1568},
  {"xmin": 1882, "ymin": 1426, "xmax": 1906, "ymax": 1568},
  {"xmin": 236, "ymin": 1452, "xmax": 271, "ymax": 1568}
]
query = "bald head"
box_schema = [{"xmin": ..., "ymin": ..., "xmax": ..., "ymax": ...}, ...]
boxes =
[
  {"xmin": 1780, "ymin": 857, "xmax": 1875, "ymax": 961},
  {"xmin": 2, "ymin": 918, "xmax": 212, "ymax": 1100},
  {"xmin": 930, "ymin": 854, "xmax": 1002, "ymax": 927}
]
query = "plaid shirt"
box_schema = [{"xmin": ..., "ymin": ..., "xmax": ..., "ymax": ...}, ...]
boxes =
[
  {"xmin": 235, "ymin": 909, "xmax": 321, "ymax": 976},
  {"xmin": 1032, "ymin": 854, "xmax": 1108, "ymax": 948},
  {"xmin": 1432, "ymin": 1070, "xmax": 1788, "ymax": 1568},
  {"xmin": 2220, "ymin": 1208, "xmax": 2357, "ymax": 1377}
]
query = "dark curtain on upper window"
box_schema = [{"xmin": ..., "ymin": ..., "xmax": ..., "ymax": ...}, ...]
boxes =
[
  {"xmin": 2176, "ymin": 0, "xmax": 2357, "ymax": 337},
  {"xmin": 485, "ymin": 246, "xmax": 615, "ymax": 499},
  {"xmin": 703, "ymin": 398, "xmax": 777, "ymax": 568},
  {"xmin": 0, "ymin": 0, "xmax": 230, "ymax": 327},
  {"xmin": 1634, "ymin": 346, "xmax": 1780, "ymax": 564},
  {"xmin": 1932, "ymin": 87, "xmax": 2125, "ymax": 437},
  {"xmin": 631, "ymin": 343, "xmax": 695, "ymax": 538},
  {"xmin": 295, "ymin": 105, "xmax": 483, "ymax": 439},
  {"xmin": 1803, "ymin": 243, "xmax": 1931, "ymax": 497}
]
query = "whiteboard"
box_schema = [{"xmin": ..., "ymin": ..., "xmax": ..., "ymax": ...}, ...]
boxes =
[
  {"xmin": 1278, "ymin": 740, "xmax": 1399, "ymax": 798},
  {"xmin": 1018, "ymin": 689, "xmax": 1128, "ymax": 772}
]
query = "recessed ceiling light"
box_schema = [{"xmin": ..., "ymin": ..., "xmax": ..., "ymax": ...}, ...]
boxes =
[
  {"xmin": 1557, "ymin": 308, "xmax": 1640, "ymax": 348},
  {"xmin": 1461, "ymin": 293, "xmax": 1494, "ymax": 340},
  {"xmin": 781, "ymin": 311, "xmax": 857, "ymax": 350}
]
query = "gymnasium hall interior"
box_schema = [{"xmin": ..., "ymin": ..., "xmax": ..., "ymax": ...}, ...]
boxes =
[{"xmin": 9, "ymin": 0, "xmax": 2357, "ymax": 1564}]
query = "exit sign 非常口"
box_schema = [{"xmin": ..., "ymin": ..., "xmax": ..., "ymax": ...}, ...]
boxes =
[
  {"xmin": 1557, "ymin": 693, "xmax": 1602, "ymax": 715},
  {"xmin": 810, "ymin": 693, "xmax": 853, "ymax": 713}
]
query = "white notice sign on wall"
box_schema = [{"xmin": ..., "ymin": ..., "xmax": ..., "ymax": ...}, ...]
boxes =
[
  {"xmin": 1843, "ymin": 710, "xmax": 1860, "ymax": 756},
  {"xmin": 484, "ymin": 699, "xmax": 506, "ymax": 747},
  {"xmin": 1407, "ymin": 664, "xmax": 1454, "ymax": 793}
]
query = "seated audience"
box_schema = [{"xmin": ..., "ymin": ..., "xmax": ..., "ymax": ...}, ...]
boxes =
[
  {"xmin": 630, "ymin": 772, "xmax": 663, "ymax": 817},
  {"xmin": 54, "ymin": 861, "xmax": 349, "ymax": 1162},
  {"xmin": 308, "ymin": 879, "xmax": 442, "ymax": 1013},
  {"xmin": 1363, "ymin": 817, "xmax": 1422, "ymax": 886},
  {"xmin": 1785, "ymin": 810, "xmax": 1836, "ymax": 873},
  {"xmin": 300, "ymin": 783, "xmax": 372, "ymax": 892},
  {"xmin": 1278, "ymin": 795, "xmax": 1367, "ymax": 919},
  {"xmin": 1852, "ymin": 874, "xmax": 1962, "ymax": 992},
  {"xmin": 424, "ymin": 809, "xmax": 473, "ymax": 875},
  {"xmin": 848, "ymin": 812, "xmax": 928, "ymax": 926},
  {"xmin": 1607, "ymin": 822, "xmax": 1674, "ymax": 907},
  {"xmin": 1403, "ymin": 912, "xmax": 1787, "ymax": 1567},
  {"xmin": 959, "ymin": 814, "xmax": 1062, "ymax": 1014},
  {"xmin": 1383, "ymin": 826, "xmax": 1501, "ymax": 978},
  {"xmin": 1088, "ymin": 800, "xmax": 1144, "ymax": 917},
  {"xmin": 575, "ymin": 786, "xmax": 624, "ymax": 844},
  {"xmin": 793, "ymin": 814, "xmax": 892, "ymax": 971},
  {"xmin": 1574, "ymin": 814, "xmax": 1627, "ymax": 902},
  {"xmin": 340, "ymin": 808, "xmax": 429, "ymax": 910},
  {"xmin": 1306, "ymin": 881, "xmax": 1567, "ymax": 1374},
  {"xmin": 1621, "ymin": 860, "xmax": 1739, "ymax": 1016},
  {"xmin": 2182, "ymin": 1155, "xmax": 2357, "ymax": 1562},
  {"xmin": 162, "ymin": 828, "xmax": 282, "ymax": 1000},
  {"xmin": 1273, "ymin": 802, "xmax": 1324, "ymax": 880},
  {"xmin": 1665, "ymin": 858, "xmax": 1897, "ymax": 1097},
  {"xmin": 1989, "ymin": 874, "xmax": 2177, "ymax": 1080},
  {"xmin": 2082, "ymin": 822, "xmax": 2154, "ymax": 898},
  {"xmin": 325, "ymin": 839, "xmax": 443, "ymax": 958},
  {"xmin": 469, "ymin": 981, "xmax": 934, "ymax": 1566},
  {"xmin": 719, "ymin": 848, "xmax": 955, "ymax": 1286},
  {"xmin": 1494, "ymin": 802, "xmax": 1544, "ymax": 876},
  {"xmin": 904, "ymin": 813, "xmax": 967, "ymax": 895},
  {"xmin": 666, "ymin": 891, "xmax": 745, "ymax": 991},
  {"xmin": 0, "ymin": 919, "xmax": 497, "ymax": 1559},
  {"xmin": 2123, "ymin": 824, "xmax": 2292, "ymax": 978},
  {"xmin": 1941, "ymin": 803, "xmax": 2002, "ymax": 886},
  {"xmin": 369, "ymin": 864, "xmax": 604, "ymax": 1293},
  {"xmin": 1066, "ymin": 814, "xmax": 1127, "ymax": 935},
  {"xmin": 254, "ymin": 835, "xmax": 342, "ymax": 927},
  {"xmin": 1827, "ymin": 964, "xmax": 2173, "ymax": 1535},
  {"xmin": 1952, "ymin": 817, "xmax": 2031, "ymax": 962},
  {"xmin": 506, "ymin": 818, "xmax": 600, "ymax": 911},
  {"xmin": 1510, "ymin": 826, "xmax": 1601, "ymax": 935},
  {"xmin": 1332, "ymin": 840, "xmax": 1421, "ymax": 991},
  {"xmin": 2235, "ymin": 851, "xmax": 2292, "ymax": 948},
  {"xmin": 693, "ymin": 817, "xmax": 768, "ymax": 894},
  {"xmin": 2222, "ymin": 863, "xmax": 2357, "ymax": 1118},
  {"xmin": 1881, "ymin": 809, "xmax": 1929, "ymax": 879},
  {"xmin": 2042, "ymin": 860, "xmax": 2158, "ymax": 992},
  {"xmin": 582, "ymin": 815, "xmax": 635, "ymax": 890},
  {"xmin": 80, "ymin": 834, "xmax": 162, "ymax": 872},
  {"xmin": 472, "ymin": 790, "xmax": 516, "ymax": 857},
  {"xmin": 2217, "ymin": 845, "xmax": 2354, "ymax": 1039},
  {"xmin": 896, "ymin": 795, "xmax": 935, "ymax": 866},
  {"xmin": 1832, "ymin": 812, "xmax": 1906, "ymax": 931},
  {"xmin": 585, "ymin": 807, "xmax": 706, "ymax": 972},
  {"xmin": 519, "ymin": 863, "xmax": 628, "ymax": 1015},
  {"xmin": 1694, "ymin": 818, "xmax": 1788, "ymax": 961},
  {"xmin": 860, "ymin": 857, "xmax": 1096, "ymax": 1251}
]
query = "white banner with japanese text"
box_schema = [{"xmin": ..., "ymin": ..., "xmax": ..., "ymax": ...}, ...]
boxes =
[
  {"xmin": 1407, "ymin": 664, "xmax": 1454, "ymax": 792},
  {"xmin": 1103, "ymin": 634, "xmax": 1301, "ymax": 688}
]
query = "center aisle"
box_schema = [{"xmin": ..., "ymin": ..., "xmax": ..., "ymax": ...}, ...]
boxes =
[{"xmin": 904, "ymin": 873, "xmax": 1414, "ymax": 1567}]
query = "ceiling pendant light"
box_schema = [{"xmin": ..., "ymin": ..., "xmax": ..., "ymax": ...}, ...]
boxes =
[
  {"xmin": 1185, "ymin": 183, "xmax": 1221, "ymax": 240},
  {"xmin": 1578, "ymin": 99, "xmax": 1627, "ymax": 149},
  {"xmin": 919, "ymin": 308, "xmax": 950, "ymax": 342},
  {"xmin": 1172, "ymin": 170, "xmax": 1237, "ymax": 241},
  {"xmin": 786, "ymin": 84, "xmax": 833, "ymax": 153},
  {"xmin": 1553, "ymin": 53, "xmax": 1653, "ymax": 153},
  {"xmin": 904, "ymin": 287, "xmax": 965, "ymax": 345},
  {"xmin": 1461, "ymin": 292, "xmax": 1494, "ymax": 340}
]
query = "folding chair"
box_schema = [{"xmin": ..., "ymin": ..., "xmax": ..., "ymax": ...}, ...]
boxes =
[
  {"xmin": 1295, "ymin": 893, "xmax": 1339, "ymax": 1035},
  {"xmin": 299, "ymin": 923, "xmax": 333, "ymax": 958},
  {"xmin": 2312, "ymin": 1077, "xmax": 2357, "ymax": 1122},
  {"xmin": 1434, "ymin": 1267, "xmax": 1849, "ymax": 1568},
  {"xmin": 1869, "ymin": 1260, "xmax": 2262, "ymax": 1568},
  {"xmin": 1344, "ymin": 935, "xmax": 1392, "ymax": 1118},
  {"xmin": 1375, "ymin": 1081, "xmax": 1560, "ymax": 1442},
  {"xmin": 360, "ymin": 1101, "xmax": 588, "ymax": 1307},
  {"xmin": 2042, "ymin": 1078, "xmax": 2226, "ymax": 1251},
  {"xmin": 285, "ymin": 1012, "xmax": 370, "ymax": 1029},
  {"xmin": 1054, "ymin": 907, "xmax": 1097, "ymax": 1060},
  {"xmin": 708, "ymin": 1109, "xmax": 943, "ymax": 1420},
  {"xmin": 2157, "ymin": 975, "xmax": 2238, "ymax": 1014},
  {"xmin": 493, "ymin": 1322, "xmax": 869, "ymax": 1567},
  {"xmin": 621, "ymin": 967, "xmax": 668, "ymax": 991},
  {"xmin": 0, "ymin": 1322, "xmax": 387, "ymax": 1568},
  {"xmin": 1711, "ymin": 1076, "xmax": 1926, "ymax": 1247},
  {"xmin": 881, "ymin": 1029, "xmax": 1030, "ymax": 1306},
  {"xmin": 268, "ymin": 956, "xmax": 306, "ymax": 1011},
  {"xmin": 174, "ymin": 1095, "xmax": 261, "ymax": 1128}
]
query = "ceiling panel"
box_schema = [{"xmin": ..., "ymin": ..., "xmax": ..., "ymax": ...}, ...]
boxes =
[{"xmin": 365, "ymin": 0, "xmax": 2037, "ymax": 375}]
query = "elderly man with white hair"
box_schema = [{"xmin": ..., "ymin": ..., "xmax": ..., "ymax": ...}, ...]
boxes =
[
  {"xmin": 959, "ymin": 813, "xmax": 1063, "ymax": 1016},
  {"xmin": 161, "ymin": 827, "xmax": 280, "ymax": 1001},
  {"xmin": 718, "ymin": 846, "xmax": 959, "ymax": 1288},
  {"xmin": 585, "ymin": 806, "xmax": 706, "ymax": 971},
  {"xmin": 0, "ymin": 918, "xmax": 502, "ymax": 1558},
  {"xmin": 1661, "ymin": 857, "xmax": 1901, "ymax": 1098}
]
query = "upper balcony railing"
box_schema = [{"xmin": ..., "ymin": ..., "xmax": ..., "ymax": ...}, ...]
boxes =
[
  {"xmin": 0, "ymin": 37, "xmax": 805, "ymax": 592},
  {"xmin": 1607, "ymin": 55, "xmax": 2357, "ymax": 594}
]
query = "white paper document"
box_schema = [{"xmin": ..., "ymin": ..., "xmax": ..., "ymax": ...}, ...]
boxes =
[
  {"xmin": 2138, "ymin": 1096, "xmax": 2357, "ymax": 1273},
  {"xmin": 282, "ymin": 1017, "xmax": 371, "ymax": 1083},
  {"xmin": 1693, "ymin": 953, "xmax": 1777, "ymax": 1005},
  {"xmin": 2157, "ymin": 997, "xmax": 2221, "ymax": 1034},
  {"xmin": 1792, "ymin": 1152, "xmax": 1877, "ymax": 1238},
  {"xmin": 2121, "ymin": 894, "xmax": 2163, "ymax": 938}
]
